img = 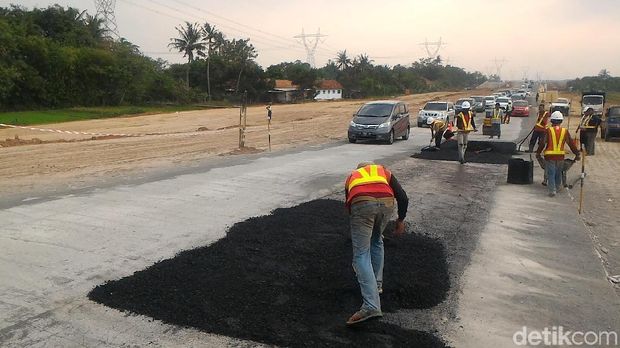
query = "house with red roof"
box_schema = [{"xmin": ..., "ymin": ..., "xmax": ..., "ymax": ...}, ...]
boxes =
[{"xmin": 314, "ymin": 80, "xmax": 343, "ymax": 101}]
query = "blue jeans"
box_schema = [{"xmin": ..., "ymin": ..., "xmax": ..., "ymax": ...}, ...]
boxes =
[
  {"xmin": 545, "ymin": 159, "xmax": 564, "ymax": 194},
  {"xmin": 349, "ymin": 200, "xmax": 394, "ymax": 312}
]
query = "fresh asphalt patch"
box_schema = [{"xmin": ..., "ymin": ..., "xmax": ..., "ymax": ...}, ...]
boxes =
[
  {"xmin": 412, "ymin": 140, "xmax": 517, "ymax": 164},
  {"xmin": 89, "ymin": 199, "xmax": 450, "ymax": 347}
]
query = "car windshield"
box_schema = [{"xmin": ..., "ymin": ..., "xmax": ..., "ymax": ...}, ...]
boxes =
[
  {"xmin": 356, "ymin": 103, "xmax": 394, "ymax": 117},
  {"xmin": 609, "ymin": 108, "xmax": 620, "ymax": 117},
  {"xmin": 424, "ymin": 102, "xmax": 447, "ymax": 111},
  {"xmin": 556, "ymin": 98, "xmax": 568, "ymax": 103},
  {"xmin": 583, "ymin": 96, "xmax": 603, "ymax": 105},
  {"xmin": 471, "ymin": 96, "xmax": 484, "ymax": 102},
  {"xmin": 497, "ymin": 98, "xmax": 510, "ymax": 103},
  {"xmin": 485, "ymin": 97, "xmax": 495, "ymax": 101},
  {"xmin": 513, "ymin": 100, "xmax": 528, "ymax": 107},
  {"xmin": 456, "ymin": 99, "xmax": 472, "ymax": 106}
]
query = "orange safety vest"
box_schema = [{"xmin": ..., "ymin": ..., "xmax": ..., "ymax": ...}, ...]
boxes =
[
  {"xmin": 457, "ymin": 111, "xmax": 474, "ymax": 131},
  {"xmin": 580, "ymin": 114, "xmax": 595, "ymax": 129},
  {"xmin": 534, "ymin": 111, "xmax": 549, "ymax": 131},
  {"xmin": 544, "ymin": 126, "xmax": 568, "ymax": 156},
  {"xmin": 345, "ymin": 165, "xmax": 394, "ymax": 205}
]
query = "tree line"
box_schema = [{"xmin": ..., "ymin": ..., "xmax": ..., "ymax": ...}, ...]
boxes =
[
  {"xmin": 567, "ymin": 69, "xmax": 620, "ymax": 92},
  {"xmin": 1, "ymin": 5, "xmax": 488, "ymax": 111}
]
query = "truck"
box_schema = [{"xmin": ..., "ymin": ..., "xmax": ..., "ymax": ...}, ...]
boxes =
[{"xmin": 581, "ymin": 91, "xmax": 606, "ymax": 115}]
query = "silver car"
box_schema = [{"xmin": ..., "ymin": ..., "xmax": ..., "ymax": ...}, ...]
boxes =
[
  {"xmin": 417, "ymin": 101, "xmax": 455, "ymax": 127},
  {"xmin": 348, "ymin": 101, "xmax": 411, "ymax": 144}
]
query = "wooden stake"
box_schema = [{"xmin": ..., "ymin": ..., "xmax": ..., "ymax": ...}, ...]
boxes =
[
  {"xmin": 578, "ymin": 149, "xmax": 586, "ymax": 214},
  {"xmin": 268, "ymin": 118, "xmax": 272, "ymax": 152}
]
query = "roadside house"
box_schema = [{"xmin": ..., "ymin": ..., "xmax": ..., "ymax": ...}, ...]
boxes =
[
  {"xmin": 314, "ymin": 80, "xmax": 343, "ymax": 101},
  {"xmin": 269, "ymin": 80, "xmax": 300, "ymax": 103}
]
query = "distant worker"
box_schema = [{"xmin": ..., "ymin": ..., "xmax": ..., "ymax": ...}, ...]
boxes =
[
  {"xmin": 266, "ymin": 103, "xmax": 273, "ymax": 120},
  {"xmin": 503, "ymin": 100, "xmax": 512, "ymax": 124},
  {"xmin": 490, "ymin": 102, "xmax": 503, "ymax": 139},
  {"xmin": 578, "ymin": 107, "xmax": 601, "ymax": 155},
  {"xmin": 427, "ymin": 117, "xmax": 448, "ymax": 148},
  {"xmin": 455, "ymin": 101, "xmax": 477, "ymax": 164},
  {"xmin": 528, "ymin": 103, "xmax": 549, "ymax": 152},
  {"xmin": 536, "ymin": 111, "xmax": 580, "ymax": 197},
  {"xmin": 344, "ymin": 162, "xmax": 408, "ymax": 325}
]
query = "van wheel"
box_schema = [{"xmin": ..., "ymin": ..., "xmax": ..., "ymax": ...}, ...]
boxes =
[
  {"xmin": 348, "ymin": 137, "xmax": 357, "ymax": 143},
  {"xmin": 402, "ymin": 126, "xmax": 410, "ymax": 140},
  {"xmin": 387, "ymin": 130, "xmax": 394, "ymax": 145}
]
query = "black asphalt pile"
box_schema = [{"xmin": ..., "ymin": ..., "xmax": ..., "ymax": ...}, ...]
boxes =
[
  {"xmin": 89, "ymin": 199, "xmax": 450, "ymax": 347},
  {"xmin": 412, "ymin": 140, "xmax": 517, "ymax": 164}
]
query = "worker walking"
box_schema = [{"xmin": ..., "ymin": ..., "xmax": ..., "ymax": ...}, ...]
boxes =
[
  {"xmin": 503, "ymin": 100, "xmax": 512, "ymax": 124},
  {"xmin": 427, "ymin": 117, "xmax": 448, "ymax": 148},
  {"xmin": 578, "ymin": 107, "xmax": 601, "ymax": 155},
  {"xmin": 455, "ymin": 101, "xmax": 477, "ymax": 164},
  {"xmin": 344, "ymin": 162, "xmax": 408, "ymax": 325},
  {"xmin": 528, "ymin": 103, "xmax": 549, "ymax": 152},
  {"xmin": 536, "ymin": 111, "xmax": 580, "ymax": 197},
  {"xmin": 490, "ymin": 102, "xmax": 503, "ymax": 139}
]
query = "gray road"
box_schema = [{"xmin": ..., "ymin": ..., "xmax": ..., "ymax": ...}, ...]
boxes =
[{"xmin": 2, "ymin": 107, "xmax": 618, "ymax": 347}]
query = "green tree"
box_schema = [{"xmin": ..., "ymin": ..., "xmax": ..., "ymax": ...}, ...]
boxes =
[{"xmin": 168, "ymin": 21, "xmax": 205, "ymax": 88}]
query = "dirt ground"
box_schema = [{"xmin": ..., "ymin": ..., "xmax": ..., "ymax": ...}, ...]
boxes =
[{"xmin": 0, "ymin": 91, "xmax": 480, "ymax": 198}]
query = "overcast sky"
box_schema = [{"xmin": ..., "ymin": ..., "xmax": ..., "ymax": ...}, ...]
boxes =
[{"xmin": 4, "ymin": 0, "xmax": 619, "ymax": 80}]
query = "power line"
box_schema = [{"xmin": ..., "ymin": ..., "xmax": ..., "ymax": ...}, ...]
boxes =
[
  {"xmin": 418, "ymin": 37, "xmax": 445, "ymax": 58},
  {"xmin": 293, "ymin": 28, "xmax": 327, "ymax": 68},
  {"xmin": 94, "ymin": 0, "xmax": 119, "ymax": 38}
]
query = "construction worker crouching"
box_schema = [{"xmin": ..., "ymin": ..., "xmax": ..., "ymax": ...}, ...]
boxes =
[
  {"xmin": 579, "ymin": 107, "xmax": 601, "ymax": 155},
  {"xmin": 455, "ymin": 101, "xmax": 477, "ymax": 164},
  {"xmin": 344, "ymin": 162, "xmax": 408, "ymax": 325},
  {"xmin": 427, "ymin": 117, "xmax": 448, "ymax": 148},
  {"xmin": 529, "ymin": 103, "xmax": 549, "ymax": 152},
  {"xmin": 490, "ymin": 102, "xmax": 503, "ymax": 139},
  {"xmin": 536, "ymin": 111, "xmax": 580, "ymax": 197}
]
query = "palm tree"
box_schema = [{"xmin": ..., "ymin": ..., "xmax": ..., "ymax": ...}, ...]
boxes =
[
  {"xmin": 202, "ymin": 22, "xmax": 222, "ymax": 101},
  {"xmin": 168, "ymin": 22, "xmax": 206, "ymax": 88},
  {"xmin": 355, "ymin": 54, "xmax": 373, "ymax": 71},
  {"xmin": 83, "ymin": 14, "xmax": 106, "ymax": 42},
  {"xmin": 336, "ymin": 50, "xmax": 351, "ymax": 70}
]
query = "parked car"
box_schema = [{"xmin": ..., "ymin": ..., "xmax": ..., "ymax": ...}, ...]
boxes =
[
  {"xmin": 511, "ymin": 100, "xmax": 530, "ymax": 117},
  {"xmin": 348, "ymin": 100, "xmax": 410, "ymax": 144},
  {"xmin": 496, "ymin": 97, "xmax": 512, "ymax": 110},
  {"xmin": 484, "ymin": 96, "xmax": 496, "ymax": 110},
  {"xmin": 601, "ymin": 105, "xmax": 620, "ymax": 141},
  {"xmin": 417, "ymin": 101, "xmax": 455, "ymax": 127},
  {"xmin": 455, "ymin": 98, "xmax": 476, "ymax": 115},
  {"xmin": 470, "ymin": 96, "xmax": 486, "ymax": 112}
]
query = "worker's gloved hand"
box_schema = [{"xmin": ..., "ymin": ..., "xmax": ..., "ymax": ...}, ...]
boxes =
[{"xmin": 393, "ymin": 220, "xmax": 405, "ymax": 236}]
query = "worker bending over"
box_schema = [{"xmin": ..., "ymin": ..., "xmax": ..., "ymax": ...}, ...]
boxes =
[
  {"xmin": 455, "ymin": 101, "xmax": 477, "ymax": 164},
  {"xmin": 427, "ymin": 117, "xmax": 448, "ymax": 148},
  {"xmin": 344, "ymin": 162, "xmax": 408, "ymax": 325},
  {"xmin": 536, "ymin": 111, "xmax": 580, "ymax": 197}
]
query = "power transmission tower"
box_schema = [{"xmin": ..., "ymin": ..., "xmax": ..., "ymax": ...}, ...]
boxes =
[
  {"xmin": 491, "ymin": 57, "xmax": 507, "ymax": 79},
  {"xmin": 294, "ymin": 28, "xmax": 327, "ymax": 68},
  {"xmin": 94, "ymin": 0, "xmax": 119, "ymax": 39},
  {"xmin": 418, "ymin": 37, "xmax": 446, "ymax": 59}
]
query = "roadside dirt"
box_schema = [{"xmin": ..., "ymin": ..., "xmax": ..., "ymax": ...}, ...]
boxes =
[{"xmin": 0, "ymin": 91, "xmax": 482, "ymax": 198}]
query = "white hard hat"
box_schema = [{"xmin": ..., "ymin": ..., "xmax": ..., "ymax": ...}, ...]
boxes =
[
  {"xmin": 550, "ymin": 111, "xmax": 564, "ymax": 121},
  {"xmin": 426, "ymin": 117, "xmax": 435, "ymax": 125},
  {"xmin": 461, "ymin": 101, "xmax": 471, "ymax": 109}
]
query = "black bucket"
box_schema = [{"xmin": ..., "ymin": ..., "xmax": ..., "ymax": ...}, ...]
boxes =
[{"xmin": 507, "ymin": 158, "xmax": 533, "ymax": 184}]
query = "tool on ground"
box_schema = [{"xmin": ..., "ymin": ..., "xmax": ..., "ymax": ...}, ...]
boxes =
[{"xmin": 474, "ymin": 147, "xmax": 492, "ymax": 154}]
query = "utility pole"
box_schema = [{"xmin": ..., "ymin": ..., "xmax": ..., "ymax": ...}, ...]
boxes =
[
  {"xmin": 238, "ymin": 91, "xmax": 248, "ymax": 148},
  {"xmin": 94, "ymin": 0, "xmax": 119, "ymax": 39},
  {"xmin": 294, "ymin": 28, "xmax": 327, "ymax": 68},
  {"xmin": 491, "ymin": 57, "xmax": 507, "ymax": 80},
  {"xmin": 418, "ymin": 37, "xmax": 446, "ymax": 59}
]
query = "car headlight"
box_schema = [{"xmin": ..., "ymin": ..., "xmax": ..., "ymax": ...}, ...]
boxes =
[
  {"xmin": 350, "ymin": 121, "xmax": 357, "ymax": 127},
  {"xmin": 378, "ymin": 121, "xmax": 391, "ymax": 128}
]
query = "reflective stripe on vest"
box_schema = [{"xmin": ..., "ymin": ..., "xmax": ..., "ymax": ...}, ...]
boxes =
[
  {"xmin": 492, "ymin": 109, "xmax": 502, "ymax": 119},
  {"xmin": 347, "ymin": 165, "xmax": 389, "ymax": 191},
  {"xmin": 535, "ymin": 111, "xmax": 549, "ymax": 129},
  {"xmin": 458, "ymin": 111, "xmax": 474, "ymax": 131},
  {"xmin": 580, "ymin": 114, "xmax": 595, "ymax": 129},
  {"xmin": 544, "ymin": 127, "xmax": 567, "ymax": 156}
]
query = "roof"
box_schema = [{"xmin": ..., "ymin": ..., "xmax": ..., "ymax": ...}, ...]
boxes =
[
  {"xmin": 365, "ymin": 100, "xmax": 400, "ymax": 105},
  {"xmin": 273, "ymin": 80, "xmax": 299, "ymax": 89},
  {"xmin": 316, "ymin": 79, "xmax": 343, "ymax": 90}
]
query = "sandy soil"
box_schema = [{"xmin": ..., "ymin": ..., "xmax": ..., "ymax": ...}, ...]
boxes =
[{"xmin": 0, "ymin": 91, "xmax": 479, "ymax": 197}]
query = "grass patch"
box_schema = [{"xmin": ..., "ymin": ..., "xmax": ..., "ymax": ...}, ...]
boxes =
[{"xmin": 0, "ymin": 104, "xmax": 227, "ymax": 126}]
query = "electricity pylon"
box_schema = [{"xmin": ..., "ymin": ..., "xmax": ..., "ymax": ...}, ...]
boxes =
[
  {"xmin": 294, "ymin": 28, "xmax": 327, "ymax": 68},
  {"xmin": 94, "ymin": 0, "xmax": 119, "ymax": 39}
]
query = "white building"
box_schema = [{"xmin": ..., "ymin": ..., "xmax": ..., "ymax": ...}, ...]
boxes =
[
  {"xmin": 314, "ymin": 80, "xmax": 343, "ymax": 101},
  {"xmin": 269, "ymin": 80, "xmax": 300, "ymax": 103}
]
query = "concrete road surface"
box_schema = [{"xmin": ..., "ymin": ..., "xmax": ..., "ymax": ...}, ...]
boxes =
[{"xmin": 1, "ymin": 105, "xmax": 618, "ymax": 347}]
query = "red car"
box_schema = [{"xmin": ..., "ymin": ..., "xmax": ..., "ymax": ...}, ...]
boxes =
[{"xmin": 511, "ymin": 100, "xmax": 530, "ymax": 117}]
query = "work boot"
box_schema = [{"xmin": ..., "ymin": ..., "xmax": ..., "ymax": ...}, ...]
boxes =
[{"xmin": 548, "ymin": 191, "xmax": 556, "ymax": 197}]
